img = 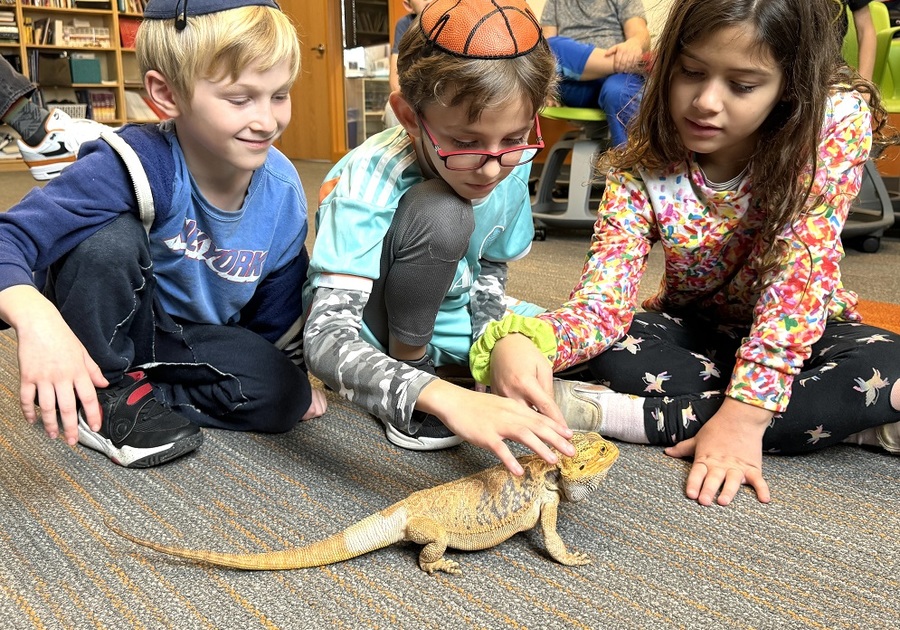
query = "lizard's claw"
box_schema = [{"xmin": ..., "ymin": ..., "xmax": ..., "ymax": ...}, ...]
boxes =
[
  {"xmin": 555, "ymin": 551, "xmax": 591, "ymax": 566},
  {"xmin": 420, "ymin": 558, "xmax": 462, "ymax": 575}
]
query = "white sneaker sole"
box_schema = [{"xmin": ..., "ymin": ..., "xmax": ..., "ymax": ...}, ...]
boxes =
[
  {"xmin": 384, "ymin": 423, "xmax": 463, "ymax": 451},
  {"xmin": 77, "ymin": 417, "xmax": 201, "ymax": 468},
  {"xmin": 25, "ymin": 157, "xmax": 75, "ymax": 180}
]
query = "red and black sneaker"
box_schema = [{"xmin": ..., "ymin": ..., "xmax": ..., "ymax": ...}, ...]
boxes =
[{"xmin": 77, "ymin": 371, "xmax": 203, "ymax": 468}]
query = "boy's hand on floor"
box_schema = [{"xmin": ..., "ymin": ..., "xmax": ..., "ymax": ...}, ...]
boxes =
[
  {"xmin": 3, "ymin": 287, "xmax": 108, "ymax": 445},
  {"xmin": 418, "ymin": 380, "xmax": 574, "ymax": 475}
]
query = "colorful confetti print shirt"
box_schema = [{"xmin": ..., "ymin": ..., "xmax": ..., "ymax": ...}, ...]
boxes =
[{"xmin": 538, "ymin": 91, "xmax": 870, "ymax": 412}]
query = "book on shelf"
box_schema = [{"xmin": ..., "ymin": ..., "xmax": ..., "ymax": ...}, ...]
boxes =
[
  {"xmin": 124, "ymin": 90, "xmax": 158, "ymax": 121},
  {"xmin": 118, "ymin": 17, "xmax": 140, "ymax": 48},
  {"xmin": 123, "ymin": 0, "xmax": 146, "ymax": 14},
  {"xmin": 73, "ymin": 1, "xmax": 112, "ymax": 9},
  {"xmin": 32, "ymin": 17, "xmax": 46, "ymax": 46},
  {"xmin": 20, "ymin": 1, "xmax": 76, "ymax": 6},
  {"xmin": 88, "ymin": 90, "xmax": 116, "ymax": 122},
  {"xmin": 49, "ymin": 18, "xmax": 64, "ymax": 46}
]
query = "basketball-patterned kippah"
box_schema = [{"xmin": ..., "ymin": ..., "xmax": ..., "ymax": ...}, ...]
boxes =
[{"xmin": 419, "ymin": 0, "xmax": 542, "ymax": 59}]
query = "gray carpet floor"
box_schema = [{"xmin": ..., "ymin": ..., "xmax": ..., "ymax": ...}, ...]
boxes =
[{"xmin": 0, "ymin": 163, "xmax": 898, "ymax": 629}]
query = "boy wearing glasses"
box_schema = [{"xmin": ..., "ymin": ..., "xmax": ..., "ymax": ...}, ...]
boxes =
[
  {"xmin": 0, "ymin": 0, "xmax": 326, "ymax": 468},
  {"xmin": 303, "ymin": 0, "xmax": 576, "ymax": 475}
]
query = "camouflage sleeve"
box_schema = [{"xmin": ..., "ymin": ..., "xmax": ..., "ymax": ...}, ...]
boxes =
[
  {"xmin": 469, "ymin": 259, "xmax": 509, "ymax": 340},
  {"xmin": 303, "ymin": 285, "xmax": 437, "ymax": 431}
]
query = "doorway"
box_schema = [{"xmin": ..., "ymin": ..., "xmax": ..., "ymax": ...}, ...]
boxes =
[
  {"xmin": 277, "ymin": 0, "xmax": 345, "ymax": 162},
  {"xmin": 277, "ymin": 0, "xmax": 402, "ymax": 161}
]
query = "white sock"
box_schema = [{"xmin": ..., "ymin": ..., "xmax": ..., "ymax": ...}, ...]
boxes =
[{"xmin": 597, "ymin": 391, "xmax": 649, "ymax": 444}]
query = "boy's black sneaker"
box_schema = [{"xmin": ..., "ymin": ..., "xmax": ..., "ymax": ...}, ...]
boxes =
[
  {"xmin": 381, "ymin": 354, "xmax": 463, "ymax": 451},
  {"xmin": 77, "ymin": 371, "xmax": 203, "ymax": 468}
]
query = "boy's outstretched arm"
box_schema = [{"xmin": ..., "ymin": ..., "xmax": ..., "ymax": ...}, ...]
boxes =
[
  {"xmin": 0, "ymin": 285, "xmax": 107, "ymax": 444},
  {"xmin": 303, "ymin": 284, "xmax": 573, "ymax": 474},
  {"xmin": 415, "ymin": 378, "xmax": 573, "ymax": 475}
]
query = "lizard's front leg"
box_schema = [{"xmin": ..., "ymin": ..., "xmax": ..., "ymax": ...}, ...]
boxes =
[
  {"xmin": 539, "ymin": 499, "xmax": 591, "ymax": 566},
  {"xmin": 406, "ymin": 517, "xmax": 460, "ymax": 575}
]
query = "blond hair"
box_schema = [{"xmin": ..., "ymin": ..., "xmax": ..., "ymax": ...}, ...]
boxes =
[{"xmin": 136, "ymin": 6, "xmax": 301, "ymax": 103}]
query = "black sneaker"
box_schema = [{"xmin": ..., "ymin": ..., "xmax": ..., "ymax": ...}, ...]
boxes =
[
  {"xmin": 77, "ymin": 371, "xmax": 203, "ymax": 468},
  {"xmin": 382, "ymin": 355, "xmax": 463, "ymax": 451}
]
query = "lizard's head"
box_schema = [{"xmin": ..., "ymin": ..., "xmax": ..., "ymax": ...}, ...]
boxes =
[{"xmin": 557, "ymin": 431, "xmax": 619, "ymax": 502}]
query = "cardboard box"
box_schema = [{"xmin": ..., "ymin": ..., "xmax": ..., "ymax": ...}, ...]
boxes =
[
  {"xmin": 69, "ymin": 58, "xmax": 101, "ymax": 84},
  {"xmin": 38, "ymin": 55, "xmax": 72, "ymax": 86}
]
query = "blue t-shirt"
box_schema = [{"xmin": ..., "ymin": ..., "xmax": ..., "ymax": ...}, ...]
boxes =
[
  {"xmin": 392, "ymin": 13, "xmax": 416, "ymax": 54},
  {"xmin": 150, "ymin": 126, "xmax": 308, "ymax": 326}
]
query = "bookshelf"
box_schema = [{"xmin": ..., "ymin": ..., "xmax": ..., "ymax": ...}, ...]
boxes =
[{"xmin": 1, "ymin": 0, "xmax": 154, "ymax": 172}]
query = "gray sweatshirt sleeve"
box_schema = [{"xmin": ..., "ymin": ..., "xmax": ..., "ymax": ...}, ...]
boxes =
[
  {"xmin": 303, "ymin": 285, "xmax": 437, "ymax": 431},
  {"xmin": 469, "ymin": 259, "xmax": 509, "ymax": 341}
]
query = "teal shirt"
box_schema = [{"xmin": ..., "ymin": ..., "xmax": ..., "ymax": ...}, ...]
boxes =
[{"xmin": 305, "ymin": 126, "xmax": 535, "ymax": 361}]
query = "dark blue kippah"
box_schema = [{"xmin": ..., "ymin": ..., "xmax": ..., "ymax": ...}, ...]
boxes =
[{"xmin": 144, "ymin": 0, "xmax": 279, "ymax": 21}]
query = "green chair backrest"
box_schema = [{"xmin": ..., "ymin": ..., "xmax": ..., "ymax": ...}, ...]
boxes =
[{"xmin": 843, "ymin": 1, "xmax": 898, "ymax": 90}]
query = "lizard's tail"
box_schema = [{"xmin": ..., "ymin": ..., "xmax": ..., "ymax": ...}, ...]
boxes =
[{"xmin": 107, "ymin": 508, "xmax": 408, "ymax": 570}]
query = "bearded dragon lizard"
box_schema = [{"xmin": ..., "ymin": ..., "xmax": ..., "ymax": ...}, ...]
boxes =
[{"xmin": 109, "ymin": 431, "xmax": 618, "ymax": 575}]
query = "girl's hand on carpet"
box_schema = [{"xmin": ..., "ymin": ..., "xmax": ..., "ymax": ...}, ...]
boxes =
[
  {"xmin": 0, "ymin": 286, "xmax": 108, "ymax": 445},
  {"xmin": 665, "ymin": 398, "xmax": 773, "ymax": 506},
  {"xmin": 417, "ymin": 379, "xmax": 574, "ymax": 475}
]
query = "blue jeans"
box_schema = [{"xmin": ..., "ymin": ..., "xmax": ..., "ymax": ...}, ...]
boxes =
[
  {"xmin": 0, "ymin": 55, "xmax": 35, "ymax": 119},
  {"xmin": 548, "ymin": 35, "xmax": 644, "ymax": 146},
  {"xmin": 42, "ymin": 213, "xmax": 315, "ymax": 433},
  {"xmin": 557, "ymin": 73, "xmax": 644, "ymax": 147}
]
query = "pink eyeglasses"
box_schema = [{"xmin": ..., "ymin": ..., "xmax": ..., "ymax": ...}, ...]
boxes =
[{"xmin": 418, "ymin": 114, "xmax": 545, "ymax": 171}]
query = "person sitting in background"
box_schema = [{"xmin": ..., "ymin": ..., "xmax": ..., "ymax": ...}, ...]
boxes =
[
  {"xmin": 0, "ymin": 55, "xmax": 106, "ymax": 180},
  {"xmin": 541, "ymin": 0, "xmax": 650, "ymax": 146},
  {"xmin": 383, "ymin": 0, "xmax": 433, "ymax": 128},
  {"xmin": 841, "ymin": 0, "xmax": 878, "ymax": 81}
]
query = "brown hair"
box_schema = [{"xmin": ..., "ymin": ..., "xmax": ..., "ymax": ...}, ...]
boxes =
[{"xmin": 610, "ymin": 0, "xmax": 890, "ymax": 281}]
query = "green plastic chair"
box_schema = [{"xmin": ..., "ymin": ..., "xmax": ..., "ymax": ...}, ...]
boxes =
[
  {"xmin": 842, "ymin": 2, "xmax": 898, "ymax": 252},
  {"xmin": 843, "ymin": 1, "xmax": 900, "ymax": 88},
  {"xmin": 531, "ymin": 106, "xmax": 609, "ymax": 238}
]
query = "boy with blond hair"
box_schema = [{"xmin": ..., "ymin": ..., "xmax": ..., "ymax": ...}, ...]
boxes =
[{"xmin": 0, "ymin": 0, "xmax": 325, "ymax": 468}]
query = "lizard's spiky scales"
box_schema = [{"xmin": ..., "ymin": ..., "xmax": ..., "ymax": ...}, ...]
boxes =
[{"xmin": 110, "ymin": 432, "xmax": 619, "ymax": 575}]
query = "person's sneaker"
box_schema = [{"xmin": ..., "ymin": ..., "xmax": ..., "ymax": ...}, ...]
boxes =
[
  {"xmin": 17, "ymin": 108, "xmax": 108, "ymax": 180},
  {"xmin": 77, "ymin": 371, "xmax": 203, "ymax": 468},
  {"xmin": 384, "ymin": 415, "xmax": 464, "ymax": 451},
  {"xmin": 382, "ymin": 354, "xmax": 463, "ymax": 451},
  {"xmin": 876, "ymin": 421, "xmax": 900, "ymax": 454},
  {"xmin": 553, "ymin": 378, "xmax": 613, "ymax": 432}
]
